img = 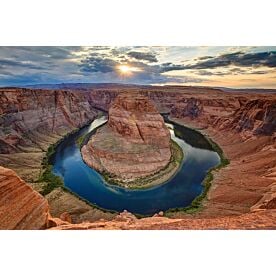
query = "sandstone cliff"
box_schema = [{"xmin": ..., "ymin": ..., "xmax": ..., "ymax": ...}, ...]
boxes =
[
  {"xmin": 0, "ymin": 88, "xmax": 98, "ymax": 154},
  {"xmin": 0, "ymin": 166, "xmax": 49, "ymax": 229},
  {"xmin": 213, "ymin": 99, "xmax": 276, "ymax": 138},
  {"xmin": 0, "ymin": 88, "xmax": 99, "ymax": 182}
]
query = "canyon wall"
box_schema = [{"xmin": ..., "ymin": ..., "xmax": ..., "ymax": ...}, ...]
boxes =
[
  {"xmin": 1, "ymin": 86, "xmax": 273, "ymax": 157},
  {"xmin": 0, "ymin": 88, "xmax": 99, "ymax": 182},
  {"xmin": 0, "ymin": 88, "xmax": 99, "ymax": 154}
]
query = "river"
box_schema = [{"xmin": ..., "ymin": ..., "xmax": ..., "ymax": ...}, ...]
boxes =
[{"xmin": 52, "ymin": 116, "xmax": 220, "ymax": 215}]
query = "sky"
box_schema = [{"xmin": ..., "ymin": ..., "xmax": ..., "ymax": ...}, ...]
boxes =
[{"xmin": 0, "ymin": 46, "xmax": 275, "ymax": 88}]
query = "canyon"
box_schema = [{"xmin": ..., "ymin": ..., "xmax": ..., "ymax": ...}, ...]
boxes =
[{"xmin": 0, "ymin": 84, "xmax": 275, "ymax": 229}]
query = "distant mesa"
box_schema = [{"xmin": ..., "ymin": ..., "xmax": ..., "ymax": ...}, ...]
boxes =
[{"xmin": 81, "ymin": 93, "xmax": 183, "ymax": 188}]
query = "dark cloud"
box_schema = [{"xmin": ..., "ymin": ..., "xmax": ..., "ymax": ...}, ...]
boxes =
[
  {"xmin": 159, "ymin": 62, "xmax": 185, "ymax": 72},
  {"xmin": 228, "ymin": 67, "xmax": 269, "ymax": 75},
  {"xmin": 185, "ymin": 51, "xmax": 276, "ymax": 70},
  {"xmin": 127, "ymin": 51, "xmax": 158, "ymax": 62},
  {"xmin": 79, "ymin": 55, "xmax": 118, "ymax": 73},
  {"xmin": 158, "ymin": 51, "xmax": 276, "ymax": 74},
  {"xmin": 110, "ymin": 47, "xmax": 132, "ymax": 57},
  {"xmin": 197, "ymin": 56, "xmax": 213, "ymax": 60},
  {"xmin": 248, "ymin": 70, "xmax": 269, "ymax": 75}
]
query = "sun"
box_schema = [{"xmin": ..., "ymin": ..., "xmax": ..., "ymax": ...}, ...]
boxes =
[
  {"xmin": 117, "ymin": 64, "xmax": 141, "ymax": 75},
  {"xmin": 118, "ymin": 65, "xmax": 131, "ymax": 74}
]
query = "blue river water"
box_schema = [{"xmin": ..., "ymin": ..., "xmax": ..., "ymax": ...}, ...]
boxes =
[{"xmin": 52, "ymin": 116, "xmax": 220, "ymax": 215}]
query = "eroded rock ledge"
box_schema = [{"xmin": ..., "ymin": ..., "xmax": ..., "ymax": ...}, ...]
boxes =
[
  {"xmin": 0, "ymin": 166, "xmax": 49, "ymax": 230},
  {"xmin": 81, "ymin": 93, "xmax": 182, "ymax": 187}
]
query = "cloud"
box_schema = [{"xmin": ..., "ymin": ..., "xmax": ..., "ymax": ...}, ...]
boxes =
[
  {"xmin": 127, "ymin": 51, "xmax": 158, "ymax": 62},
  {"xmin": 0, "ymin": 46, "xmax": 77, "ymax": 60},
  {"xmin": 196, "ymin": 56, "xmax": 214, "ymax": 60},
  {"xmin": 79, "ymin": 55, "xmax": 118, "ymax": 73},
  {"xmin": 184, "ymin": 51, "xmax": 276, "ymax": 70},
  {"xmin": 156, "ymin": 51, "xmax": 276, "ymax": 77},
  {"xmin": 159, "ymin": 62, "xmax": 185, "ymax": 72},
  {"xmin": 0, "ymin": 58, "xmax": 45, "ymax": 70},
  {"xmin": 87, "ymin": 46, "xmax": 111, "ymax": 51},
  {"xmin": 196, "ymin": 70, "xmax": 226, "ymax": 76}
]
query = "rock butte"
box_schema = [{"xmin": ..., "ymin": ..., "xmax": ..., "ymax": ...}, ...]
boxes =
[{"xmin": 81, "ymin": 93, "xmax": 175, "ymax": 184}]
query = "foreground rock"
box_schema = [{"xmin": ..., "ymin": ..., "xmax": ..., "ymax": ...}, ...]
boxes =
[
  {"xmin": 50, "ymin": 209, "xmax": 276, "ymax": 230},
  {"xmin": 0, "ymin": 166, "xmax": 49, "ymax": 229},
  {"xmin": 81, "ymin": 93, "xmax": 177, "ymax": 186}
]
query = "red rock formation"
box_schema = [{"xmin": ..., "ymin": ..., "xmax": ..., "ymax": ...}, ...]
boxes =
[
  {"xmin": 0, "ymin": 166, "xmax": 49, "ymax": 230},
  {"xmin": 218, "ymin": 99, "xmax": 276, "ymax": 136},
  {"xmin": 171, "ymin": 98, "xmax": 203, "ymax": 119},
  {"xmin": 0, "ymin": 88, "xmax": 98, "ymax": 154},
  {"xmin": 82, "ymin": 93, "xmax": 172, "ymax": 182},
  {"xmin": 0, "ymin": 88, "xmax": 101, "ymax": 182}
]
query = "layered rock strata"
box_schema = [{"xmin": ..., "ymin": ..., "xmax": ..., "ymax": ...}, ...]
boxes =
[
  {"xmin": 0, "ymin": 166, "xmax": 49, "ymax": 229},
  {"xmin": 0, "ymin": 88, "xmax": 99, "ymax": 182},
  {"xmin": 81, "ymin": 93, "xmax": 173, "ymax": 183}
]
